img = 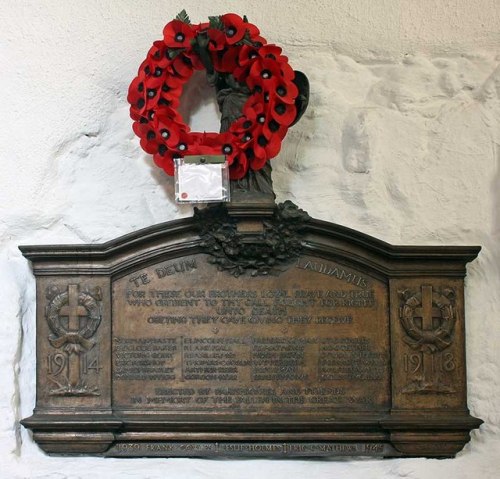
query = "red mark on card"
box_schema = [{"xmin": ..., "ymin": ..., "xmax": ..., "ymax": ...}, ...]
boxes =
[{"xmin": 181, "ymin": 192, "xmax": 188, "ymax": 199}]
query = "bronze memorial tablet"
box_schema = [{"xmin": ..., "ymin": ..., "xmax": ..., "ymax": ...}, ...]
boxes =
[{"xmin": 21, "ymin": 203, "xmax": 481, "ymax": 457}]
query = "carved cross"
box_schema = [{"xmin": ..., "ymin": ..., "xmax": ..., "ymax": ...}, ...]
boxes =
[
  {"xmin": 58, "ymin": 284, "xmax": 87, "ymax": 388},
  {"xmin": 414, "ymin": 285, "xmax": 441, "ymax": 387},
  {"xmin": 59, "ymin": 284, "xmax": 87, "ymax": 332},
  {"xmin": 414, "ymin": 285, "xmax": 441, "ymax": 332}
]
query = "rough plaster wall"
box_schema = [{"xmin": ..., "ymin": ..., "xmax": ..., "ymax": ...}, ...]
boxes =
[{"xmin": 1, "ymin": 1, "xmax": 499, "ymax": 477}]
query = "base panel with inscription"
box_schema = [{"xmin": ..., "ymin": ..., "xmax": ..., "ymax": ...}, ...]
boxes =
[{"xmin": 20, "ymin": 203, "xmax": 482, "ymax": 458}]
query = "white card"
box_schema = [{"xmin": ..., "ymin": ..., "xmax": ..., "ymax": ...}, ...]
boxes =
[{"xmin": 175, "ymin": 160, "xmax": 230, "ymax": 203}]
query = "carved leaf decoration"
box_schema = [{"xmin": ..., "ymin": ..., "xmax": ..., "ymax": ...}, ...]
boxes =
[{"xmin": 194, "ymin": 201, "xmax": 310, "ymax": 277}]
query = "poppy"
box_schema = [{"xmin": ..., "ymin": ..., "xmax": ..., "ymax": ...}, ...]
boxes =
[
  {"xmin": 155, "ymin": 103, "xmax": 185, "ymax": 124},
  {"xmin": 253, "ymin": 131, "xmax": 282, "ymax": 164},
  {"xmin": 247, "ymin": 57, "xmax": 281, "ymax": 90},
  {"xmin": 138, "ymin": 84, "xmax": 163, "ymax": 112},
  {"xmin": 154, "ymin": 122, "xmax": 182, "ymax": 149},
  {"xmin": 221, "ymin": 13, "xmax": 247, "ymax": 45},
  {"xmin": 246, "ymin": 141, "xmax": 267, "ymax": 170},
  {"xmin": 258, "ymin": 44, "xmax": 285, "ymax": 63},
  {"xmin": 244, "ymin": 21, "xmax": 260, "ymax": 40},
  {"xmin": 196, "ymin": 132, "xmax": 223, "ymax": 156},
  {"xmin": 163, "ymin": 20, "xmax": 195, "ymax": 48},
  {"xmin": 182, "ymin": 48, "xmax": 205, "ymax": 71},
  {"xmin": 197, "ymin": 132, "xmax": 241, "ymax": 163},
  {"xmin": 128, "ymin": 79, "xmax": 150, "ymax": 120},
  {"xmin": 269, "ymin": 79, "xmax": 298, "ymax": 105},
  {"xmin": 229, "ymin": 115, "xmax": 255, "ymax": 135},
  {"xmin": 157, "ymin": 76, "xmax": 184, "ymax": 109},
  {"xmin": 241, "ymin": 94, "xmax": 261, "ymax": 119},
  {"xmin": 269, "ymin": 98, "xmax": 297, "ymax": 126},
  {"xmin": 137, "ymin": 57, "xmax": 154, "ymax": 78},
  {"xmin": 129, "ymin": 110, "xmax": 142, "ymax": 122},
  {"xmin": 280, "ymin": 61, "xmax": 295, "ymax": 82},
  {"xmin": 240, "ymin": 97, "xmax": 267, "ymax": 136},
  {"xmin": 132, "ymin": 122, "xmax": 159, "ymax": 154},
  {"xmin": 147, "ymin": 40, "xmax": 170, "ymax": 68},
  {"xmin": 140, "ymin": 135, "xmax": 159, "ymax": 155},
  {"xmin": 214, "ymin": 47, "xmax": 240, "ymax": 73},
  {"xmin": 158, "ymin": 67, "xmax": 184, "ymax": 88},
  {"xmin": 262, "ymin": 119, "xmax": 288, "ymax": 140},
  {"xmin": 238, "ymin": 45, "xmax": 260, "ymax": 68},
  {"xmin": 207, "ymin": 28, "xmax": 226, "ymax": 51},
  {"xmin": 127, "ymin": 75, "xmax": 146, "ymax": 107},
  {"xmin": 239, "ymin": 128, "xmax": 255, "ymax": 149},
  {"xmin": 143, "ymin": 69, "xmax": 165, "ymax": 89},
  {"xmin": 143, "ymin": 60, "xmax": 180, "ymax": 90},
  {"xmin": 229, "ymin": 151, "xmax": 249, "ymax": 179},
  {"xmin": 153, "ymin": 149, "xmax": 179, "ymax": 176},
  {"xmin": 222, "ymin": 138, "xmax": 243, "ymax": 165},
  {"xmin": 232, "ymin": 46, "xmax": 262, "ymax": 79},
  {"xmin": 232, "ymin": 64, "xmax": 252, "ymax": 83},
  {"xmin": 250, "ymin": 35, "xmax": 267, "ymax": 47},
  {"xmin": 171, "ymin": 53, "xmax": 195, "ymax": 78},
  {"xmin": 171, "ymin": 130, "xmax": 196, "ymax": 155}
]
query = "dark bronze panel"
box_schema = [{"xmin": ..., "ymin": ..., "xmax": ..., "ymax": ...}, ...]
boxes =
[
  {"xmin": 112, "ymin": 254, "xmax": 389, "ymax": 415},
  {"xmin": 390, "ymin": 278, "xmax": 467, "ymax": 410},
  {"xmin": 35, "ymin": 276, "xmax": 112, "ymax": 413}
]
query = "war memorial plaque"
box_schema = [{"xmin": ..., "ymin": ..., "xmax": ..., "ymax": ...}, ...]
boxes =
[
  {"xmin": 20, "ymin": 204, "xmax": 482, "ymax": 458},
  {"xmin": 20, "ymin": 11, "xmax": 482, "ymax": 458}
]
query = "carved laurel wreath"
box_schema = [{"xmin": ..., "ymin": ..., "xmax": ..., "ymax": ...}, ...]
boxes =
[
  {"xmin": 399, "ymin": 289, "xmax": 456, "ymax": 353},
  {"xmin": 128, "ymin": 11, "xmax": 300, "ymax": 180},
  {"xmin": 46, "ymin": 288, "xmax": 102, "ymax": 354}
]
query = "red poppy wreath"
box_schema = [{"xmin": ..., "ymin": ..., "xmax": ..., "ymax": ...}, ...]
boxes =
[{"xmin": 127, "ymin": 11, "xmax": 308, "ymax": 180}]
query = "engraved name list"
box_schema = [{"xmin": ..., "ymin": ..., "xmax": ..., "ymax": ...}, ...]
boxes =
[{"xmin": 112, "ymin": 255, "xmax": 389, "ymax": 413}]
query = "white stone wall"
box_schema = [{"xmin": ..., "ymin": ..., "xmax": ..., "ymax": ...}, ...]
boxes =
[{"xmin": 1, "ymin": 1, "xmax": 499, "ymax": 477}]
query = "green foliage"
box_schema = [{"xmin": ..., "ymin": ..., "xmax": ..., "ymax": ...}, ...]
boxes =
[
  {"xmin": 166, "ymin": 48, "xmax": 184, "ymax": 60},
  {"xmin": 208, "ymin": 15, "xmax": 224, "ymax": 31},
  {"xmin": 237, "ymin": 30, "xmax": 255, "ymax": 47},
  {"xmin": 176, "ymin": 9, "xmax": 191, "ymax": 24}
]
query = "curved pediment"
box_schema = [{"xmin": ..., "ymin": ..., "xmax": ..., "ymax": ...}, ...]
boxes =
[{"xmin": 20, "ymin": 204, "xmax": 480, "ymax": 279}]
